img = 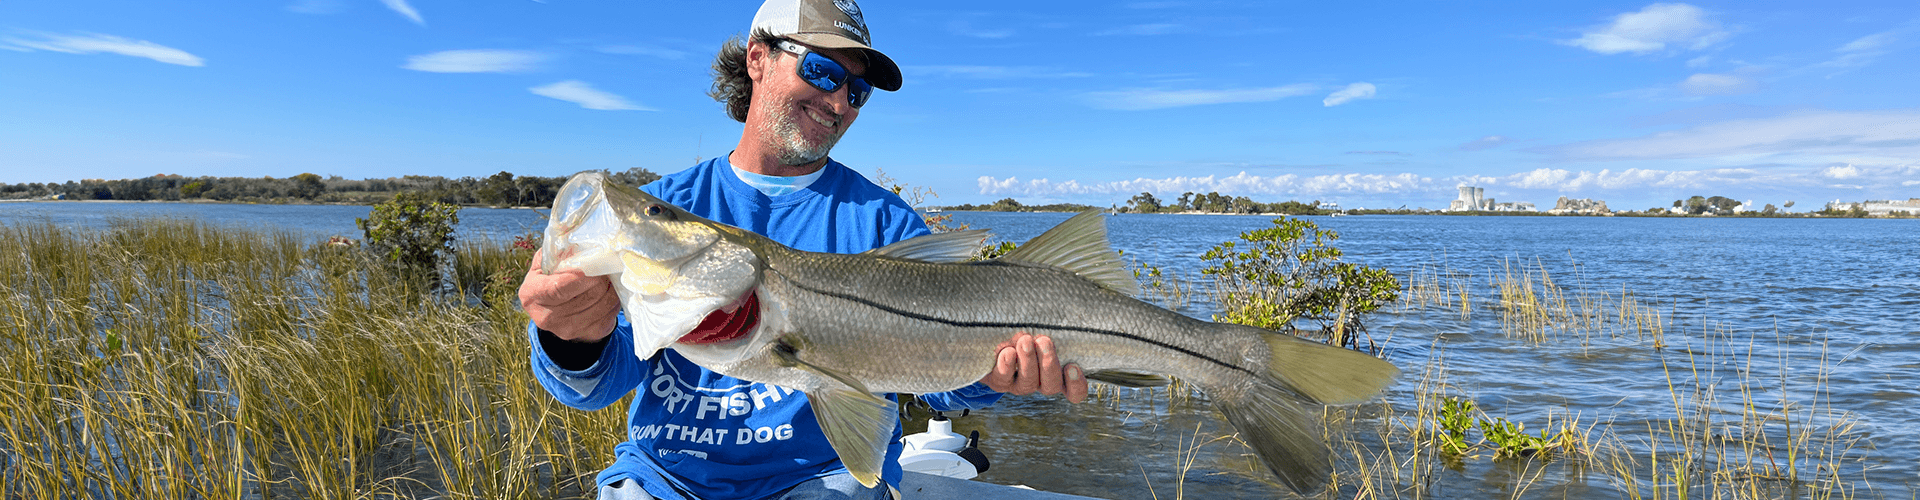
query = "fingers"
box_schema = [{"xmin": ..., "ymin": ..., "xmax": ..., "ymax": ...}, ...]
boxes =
[
  {"xmin": 1035, "ymin": 335, "xmax": 1064, "ymax": 397},
  {"xmin": 983, "ymin": 340, "xmax": 1018, "ymax": 392},
  {"xmin": 1065, "ymin": 364, "xmax": 1088, "ymax": 404},
  {"xmin": 1014, "ymin": 334, "xmax": 1040, "ymax": 395},
  {"xmin": 518, "ymin": 252, "xmax": 620, "ymax": 342}
]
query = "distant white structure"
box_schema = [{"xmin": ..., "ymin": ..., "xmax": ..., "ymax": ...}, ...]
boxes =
[
  {"xmin": 1549, "ymin": 196, "xmax": 1610, "ymax": 215},
  {"xmin": 1825, "ymin": 198, "xmax": 1920, "ymax": 215},
  {"xmin": 1448, "ymin": 186, "xmax": 1488, "ymax": 211},
  {"xmin": 1490, "ymin": 201, "xmax": 1536, "ymax": 212},
  {"xmin": 1317, "ymin": 201, "xmax": 1341, "ymax": 211}
]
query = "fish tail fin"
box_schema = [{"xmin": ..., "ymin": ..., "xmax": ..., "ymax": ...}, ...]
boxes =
[
  {"xmin": 1215, "ymin": 380, "xmax": 1330, "ymax": 495},
  {"xmin": 1213, "ymin": 329, "xmax": 1400, "ymax": 494},
  {"xmin": 1260, "ymin": 332, "xmax": 1399, "ymax": 405}
]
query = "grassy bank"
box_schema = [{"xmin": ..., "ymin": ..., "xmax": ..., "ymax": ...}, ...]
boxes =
[{"xmin": 0, "ymin": 218, "xmax": 625, "ymax": 499}]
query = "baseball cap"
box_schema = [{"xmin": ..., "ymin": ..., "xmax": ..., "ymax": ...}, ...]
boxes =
[{"xmin": 750, "ymin": 0, "xmax": 902, "ymax": 91}]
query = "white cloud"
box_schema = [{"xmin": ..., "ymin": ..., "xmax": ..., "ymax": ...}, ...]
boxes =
[
  {"xmin": 403, "ymin": 49, "xmax": 545, "ymax": 73},
  {"xmin": 1082, "ymin": 84, "xmax": 1317, "ymax": 110},
  {"xmin": 381, "ymin": 0, "xmax": 425, "ymax": 25},
  {"xmin": 1814, "ymin": 30, "xmax": 1900, "ymax": 71},
  {"xmin": 1819, "ymin": 164, "xmax": 1861, "ymax": 179},
  {"xmin": 2, "ymin": 32, "xmax": 204, "ymax": 66},
  {"xmin": 1562, "ymin": 3, "xmax": 1728, "ymax": 55},
  {"xmin": 978, "ymin": 171, "xmax": 1440, "ymax": 197},
  {"xmin": 1495, "ymin": 167, "xmax": 1764, "ymax": 191},
  {"xmin": 530, "ymin": 80, "xmax": 651, "ymax": 111},
  {"xmin": 1838, "ymin": 31, "xmax": 1897, "ymax": 52},
  {"xmin": 1686, "ymin": 55, "xmax": 1712, "ymax": 68},
  {"xmin": 1677, "ymin": 73, "xmax": 1757, "ymax": 96},
  {"xmin": 1460, "ymin": 135, "xmax": 1511, "ymax": 151},
  {"xmin": 1322, "ymin": 82, "xmax": 1377, "ymax": 107},
  {"xmin": 1539, "ymin": 108, "xmax": 1920, "ymax": 161}
]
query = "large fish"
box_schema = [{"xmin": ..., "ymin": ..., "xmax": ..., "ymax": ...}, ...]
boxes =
[{"xmin": 538, "ymin": 171, "xmax": 1398, "ymax": 494}]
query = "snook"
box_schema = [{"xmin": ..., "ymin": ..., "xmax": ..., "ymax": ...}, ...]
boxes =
[{"xmin": 539, "ymin": 172, "xmax": 1399, "ymax": 494}]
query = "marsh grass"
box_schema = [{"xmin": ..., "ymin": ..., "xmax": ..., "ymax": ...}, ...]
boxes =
[
  {"xmin": 1309, "ymin": 258, "xmax": 1870, "ymax": 500},
  {"xmin": 0, "ymin": 218, "xmax": 624, "ymax": 499}
]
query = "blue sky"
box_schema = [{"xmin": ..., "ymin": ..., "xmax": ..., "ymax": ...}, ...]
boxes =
[{"xmin": 3, "ymin": 1, "xmax": 1917, "ymax": 210}]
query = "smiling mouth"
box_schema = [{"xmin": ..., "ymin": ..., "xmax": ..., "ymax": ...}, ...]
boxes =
[{"xmin": 804, "ymin": 106, "xmax": 838, "ymax": 129}]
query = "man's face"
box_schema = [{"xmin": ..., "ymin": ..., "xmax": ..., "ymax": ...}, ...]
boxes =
[{"xmin": 747, "ymin": 40, "xmax": 866, "ymax": 166}]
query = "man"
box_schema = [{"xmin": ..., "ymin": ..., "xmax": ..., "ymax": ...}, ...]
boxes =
[{"xmin": 517, "ymin": 1, "xmax": 1086, "ymax": 498}]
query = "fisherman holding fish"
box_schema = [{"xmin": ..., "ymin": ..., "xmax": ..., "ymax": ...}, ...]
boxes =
[{"xmin": 518, "ymin": 1, "xmax": 1086, "ymax": 498}]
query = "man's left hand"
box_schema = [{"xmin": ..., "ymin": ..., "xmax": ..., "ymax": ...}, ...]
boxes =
[{"xmin": 981, "ymin": 332, "xmax": 1088, "ymax": 403}]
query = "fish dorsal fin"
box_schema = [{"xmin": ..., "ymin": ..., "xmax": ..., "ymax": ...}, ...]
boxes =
[
  {"xmin": 999, "ymin": 211, "xmax": 1141, "ymax": 296},
  {"xmin": 862, "ymin": 229, "xmax": 990, "ymax": 263}
]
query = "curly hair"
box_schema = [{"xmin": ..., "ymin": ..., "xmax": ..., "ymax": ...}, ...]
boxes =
[{"xmin": 708, "ymin": 29, "xmax": 786, "ymax": 123}]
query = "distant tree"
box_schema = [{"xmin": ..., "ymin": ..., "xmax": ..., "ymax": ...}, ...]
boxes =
[
  {"xmin": 292, "ymin": 173, "xmax": 325, "ymax": 199},
  {"xmin": 1685, "ymin": 196, "xmax": 1709, "ymax": 215},
  {"xmin": 1848, "ymin": 204, "xmax": 1868, "ymax": 218},
  {"xmin": 609, "ymin": 167, "xmax": 662, "ymax": 188},
  {"xmin": 1762, "ymin": 204, "xmax": 1779, "ymax": 215},
  {"xmin": 180, "ymin": 181, "xmax": 206, "ymax": 198},
  {"xmin": 1175, "ymin": 192, "xmax": 1195, "ymax": 212},
  {"xmin": 1783, "ymin": 200, "xmax": 1795, "ymax": 208},
  {"xmin": 1673, "ymin": 200, "xmax": 1683, "ymax": 209},
  {"xmin": 989, "ymin": 197, "xmax": 1024, "ymax": 212},
  {"xmin": 1128, "ymin": 192, "xmax": 1162, "ymax": 213}
]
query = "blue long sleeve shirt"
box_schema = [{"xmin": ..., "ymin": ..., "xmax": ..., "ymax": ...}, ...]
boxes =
[{"xmin": 529, "ymin": 157, "xmax": 1003, "ymax": 500}]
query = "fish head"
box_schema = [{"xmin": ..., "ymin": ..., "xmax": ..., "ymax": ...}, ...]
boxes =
[{"xmin": 540, "ymin": 171, "xmax": 767, "ymax": 358}]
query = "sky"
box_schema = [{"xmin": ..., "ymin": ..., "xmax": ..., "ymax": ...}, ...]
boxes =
[{"xmin": 3, "ymin": 1, "xmax": 1918, "ymax": 210}]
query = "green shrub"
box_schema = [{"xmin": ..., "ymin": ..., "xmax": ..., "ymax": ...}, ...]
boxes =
[
  {"xmin": 1201, "ymin": 217, "xmax": 1400, "ymax": 349},
  {"xmin": 356, "ymin": 191, "xmax": 461, "ymax": 274}
]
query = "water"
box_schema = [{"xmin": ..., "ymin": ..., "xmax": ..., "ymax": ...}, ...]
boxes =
[
  {"xmin": 5, "ymin": 202, "xmax": 1915, "ymax": 498},
  {"xmin": 942, "ymin": 211, "xmax": 1919, "ymax": 499}
]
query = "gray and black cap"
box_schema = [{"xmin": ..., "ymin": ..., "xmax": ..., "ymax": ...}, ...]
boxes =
[{"xmin": 750, "ymin": 0, "xmax": 902, "ymax": 91}]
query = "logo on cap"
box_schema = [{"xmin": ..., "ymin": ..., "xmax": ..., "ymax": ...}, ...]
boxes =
[{"xmin": 833, "ymin": 0, "xmax": 865, "ymax": 29}]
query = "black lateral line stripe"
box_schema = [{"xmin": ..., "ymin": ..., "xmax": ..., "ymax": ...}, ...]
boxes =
[{"xmin": 787, "ymin": 280, "xmax": 1257, "ymax": 378}]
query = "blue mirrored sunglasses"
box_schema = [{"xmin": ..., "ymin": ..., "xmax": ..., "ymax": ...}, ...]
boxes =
[{"xmin": 777, "ymin": 40, "xmax": 873, "ymax": 108}]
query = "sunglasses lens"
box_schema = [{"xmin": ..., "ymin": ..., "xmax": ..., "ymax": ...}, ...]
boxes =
[
  {"xmin": 795, "ymin": 50, "xmax": 872, "ymax": 108},
  {"xmin": 798, "ymin": 52, "xmax": 845, "ymax": 93},
  {"xmin": 847, "ymin": 78, "xmax": 872, "ymax": 108}
]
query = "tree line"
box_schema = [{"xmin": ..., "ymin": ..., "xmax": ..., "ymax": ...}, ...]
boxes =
[
  {"xmin": 0, "ymin": 168, "xmax": 660, "ymax": 207},
  {"xmin": 941, "ymin": 198, "xmax": 1099, "ymax": 213},
  {"xmin": 1124, "ymin": 191, "xmax": 1328, "ymax": 215}
]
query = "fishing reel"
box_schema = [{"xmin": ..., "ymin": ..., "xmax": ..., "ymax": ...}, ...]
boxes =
[{"xmin": 898, "ymin": 408, "xmax": 991, "ymax": 479}]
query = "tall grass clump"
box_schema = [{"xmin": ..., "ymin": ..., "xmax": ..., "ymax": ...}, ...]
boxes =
[{"xmin": 0, "ymin": 217, "xmax": 624, "ymax": 499}]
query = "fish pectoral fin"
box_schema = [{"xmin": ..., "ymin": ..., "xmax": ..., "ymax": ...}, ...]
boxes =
[
  {"xmin": 997, "ymin": 211, "xmax": 1141, "ymax": 297},
  {"xmin": 862, "ymin": 229, "xmax": 990, "ymax": 263},
  {"xmin": 807, "ymin": 386, "xmax": 899, "ymax": 489},
  {"xmin": 1084, "ymin": 370, "xmax": 1174, "ymax": 388},
  {"xmin": 772, "ymin": 338, "xmax": 875, "ymax": 396}
]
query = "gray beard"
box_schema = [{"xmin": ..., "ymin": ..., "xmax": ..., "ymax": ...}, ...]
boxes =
[{"xmin": 760, "ymin": 98, "xmax": 841, "ymax": 166}]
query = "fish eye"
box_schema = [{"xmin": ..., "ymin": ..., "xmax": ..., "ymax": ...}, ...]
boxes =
[{"xmin": 646, "ymin": 205, "xmax": 664, "ymax": 217}]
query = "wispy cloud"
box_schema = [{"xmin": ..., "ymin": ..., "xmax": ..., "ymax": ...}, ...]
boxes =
[
  {"xmin": 1561, "ymin": 3, "xmax": 1729, "ymax": 55},
  {"xmin": 947, "ymin": 17, "xmax": 1015, "ymax": 39},
  {"xmin": 979, "ymin": 172, "xmax": 1441, "ymax": 197},
  {"xmin": 1082, "ymin": 84, "xmax": 1317, "ymax": 110},
  {"xmin": 529, "ymin": 80, "xmax": 651, "ymax": 111},
  {"xmin": 1094, "ymin": 23, "xmax": 1182, "ymax": 36},
  {"xmin": 403, "ymin": 49, "xmax": 545, "ymax": 73},
  {"xmin": 906, "ymin": 65, "xmax": 1093, "ymax": 80},
  {"xmin": 1536, "ymin": 108, "xmax": 1920, "ymax": 161},
  {"xmin": 1460, "ymin": 135, "xmax": 1511, "ymax": 151},
  {"xmin": 1813, "ymin": 30, "xmax": 1900, "ymax": 72},
  {"xmin": 1323, "ymin": 82, "xmax": 1377, "ymax": 107},
  {"xmin": 1, "ymin": 32, "xmax": 204, "ymax": 66},
  {"xmin": 381, "ymin": 0, "xmax": 424, "ymax": 25},
  {"xmin": 1677, "ymin": 73, "xmax": 1757, "ymax": 96},
  {"xmin": 596, "ymin": 44, "xmax": 688, "ymax": 59},
  {"xmin": 1346, "ymin": 151, "xmax": 1408, "ymax": 156},
  {"xmin": 285, "ymin": 0, "xmax": 344, "ymax": 14}
]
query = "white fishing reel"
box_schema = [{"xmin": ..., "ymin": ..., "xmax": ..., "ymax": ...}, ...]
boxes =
[{"xmin": 898, "ymin": 409, "xmax": 990, "ymax": 480}]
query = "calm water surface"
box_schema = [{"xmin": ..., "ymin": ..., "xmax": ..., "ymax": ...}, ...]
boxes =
[{"xmin": 4, "ymin": 202, "xmax": 1915, "ymax": 498}]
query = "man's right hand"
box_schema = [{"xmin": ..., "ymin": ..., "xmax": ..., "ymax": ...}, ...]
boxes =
[{"xmin": 519, "ymin": 250, "xmax": 621, "ymax": 342}]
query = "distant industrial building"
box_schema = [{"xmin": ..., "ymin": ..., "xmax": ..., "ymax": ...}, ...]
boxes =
[
  {"xmin": 1448, "ymin": 186, "xmax": 1536, "ymax": 212},
  {"xmin": 1825, "ymin": 198, "xmax": 1920, "ymax": 216},
  {"xmin": 1449, "ymin": 186, "xmax": 1488, "ymax": 211}
]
